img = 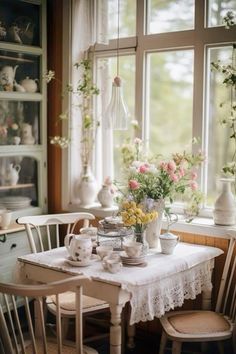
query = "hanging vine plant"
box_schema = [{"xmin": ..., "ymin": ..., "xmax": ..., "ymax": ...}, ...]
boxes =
[{"xmin": 211, "ymin": 11, "xmax": 236, "ymax": 181}]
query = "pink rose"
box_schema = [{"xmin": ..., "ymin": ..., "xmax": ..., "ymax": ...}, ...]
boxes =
[
  {"xmin": 129, "ymin": 179, "xmax": 140, "ymax": 190},
  {"xmin": 190, "ymin": 181, "xmax": 198, "ymax": 190},
  {"xmin": 167, "ymin": 160, "xmax": 176, "ymax": 172},
  {"xmin": 159, "ymin": 161, "xmax": 167, "ymax": 170},
  {"xmin": 191, "ymin": 171, "xmax": 198, "ymax": 180},
  {"xmin": 170, "ymin": 173, "xmax": 179, "ymax": 182},
  {"xmin": 139, "ymin": 165, "xmax": 149, "ymax": 173},
  {"xmin": 134, "ymin": 138, "xmax": 142, "ymax": 145}
]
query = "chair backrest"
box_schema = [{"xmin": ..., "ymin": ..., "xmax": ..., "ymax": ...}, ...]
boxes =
[
  {"xmin": 0, "ymin": 275, "xmax": 88, "ymax": 354},
  {"xmin": 17, "ymin": 212, "xmax": 95, "ymax": 253},
  {"xmin": 215, "ymin": 232, "xmax": 236, "ymax": 323}
]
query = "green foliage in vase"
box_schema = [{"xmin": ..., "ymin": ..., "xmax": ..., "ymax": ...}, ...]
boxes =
[
  {"xmin": 44, "ymin": 59, "xmax": 100, "ymax": 167},
  {"xmin": 211, "ymin": 11, "xmax": 236, "ymax": 180}
]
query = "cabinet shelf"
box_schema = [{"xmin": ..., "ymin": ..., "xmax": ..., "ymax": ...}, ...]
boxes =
[
  {"xmin": 0, "ymin": 183, "xmax": 34, "ymax": 191},
  {"xmin": 0, "ymin": 92, "xmax": 42, "ymax": 101}
]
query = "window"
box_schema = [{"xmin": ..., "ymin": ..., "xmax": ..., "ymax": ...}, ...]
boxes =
[{"xmin": 67, "ymin": 0, "xmax": 236, "ymax": 215}]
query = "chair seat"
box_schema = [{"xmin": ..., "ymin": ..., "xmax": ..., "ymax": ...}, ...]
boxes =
[
  {"xmin": 26, "ymin": 340, "xmax": 98, "ymax": 353},
  {"xmin": 47, "ymin": 291, "xmax": 109, "ymax": 314},
  {"xmin": 166, "ymin": 311, "xmax": 231, "ymax": 335}
]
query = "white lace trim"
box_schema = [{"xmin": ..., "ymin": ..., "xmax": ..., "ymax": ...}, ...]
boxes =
[{"xmin": 124, "ymin": 259, "xmax": 213, "ymax": 325}]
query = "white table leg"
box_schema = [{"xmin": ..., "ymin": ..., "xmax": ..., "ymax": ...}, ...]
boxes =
[{"xmin": 109, "ymin": 304, "xmax": 123, "ymax": 354}]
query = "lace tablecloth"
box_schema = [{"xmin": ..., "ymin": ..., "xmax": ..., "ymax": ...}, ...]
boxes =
[{"xmin": 17, "ymin": 242, "xmax": 223, "ymax": 324}]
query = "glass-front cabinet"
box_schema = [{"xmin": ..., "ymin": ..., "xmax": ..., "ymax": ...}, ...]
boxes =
[{"xmin": 0, "ymin": 0, "xmax": 47, "ymax": 217}]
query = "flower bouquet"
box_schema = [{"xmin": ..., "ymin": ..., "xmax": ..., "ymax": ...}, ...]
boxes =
[{"xmin": 117, "ymin": 138, "xmax": 204, "ymax": 247}]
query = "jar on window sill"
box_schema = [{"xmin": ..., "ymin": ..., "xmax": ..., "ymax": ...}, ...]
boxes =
[
  {"xmin": 213, "ymin": 178, "xmax": 236, "ymax": 226},
  {"xmin": 97, "ymin": 185, "xmax": 114, "ymax": 208}
]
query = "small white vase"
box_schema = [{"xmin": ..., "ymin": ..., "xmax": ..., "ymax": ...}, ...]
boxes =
[
  {"xmin": 77, "ymin": 165, "xmax": 97, "ymax": 206},
  {"xmin": 213, "ymin": 178, "xmax": 236, "ymax": 226},
  {"xmin": 146, "ymin": 199, "xmax": 165, "ymax": 249},
  {"xmin": 97, "ymin": 185, "xmax": 114, "ymax": 207}
]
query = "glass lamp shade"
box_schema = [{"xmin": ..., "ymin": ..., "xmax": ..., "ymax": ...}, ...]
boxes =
[{"xmin": 104, "ymin": 76, "xmax": 129, "ymax": 130}]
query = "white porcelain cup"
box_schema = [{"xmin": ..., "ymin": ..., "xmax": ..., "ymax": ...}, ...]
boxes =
[
  {"xmin": 64, "ymin": 233, "xmax": 92, "ymax": 264},
  {"xmin": 96, "ymin": 245, "xmax": 113, "ymax": 259},
  {"xmin": 106, "ymin": 259, "xmax": 122, "ymax": 274},
  {"xmin": 159, "ymin": 233, "xmax": 180, "ymax": 255},
  {"xmin": 102, "ymin": 252, "xmax": 120, "ymax": 270},
  {"xmin": 0, "ymin": 210, "xmax": 12, "ymax": 229},
  {"xmin": 123, "ymin": 241, "xmax": 143, "ymax": 258}
]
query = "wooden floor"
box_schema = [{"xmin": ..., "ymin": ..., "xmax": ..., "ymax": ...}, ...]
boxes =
[{"xmin": 89, "ymin": 329, "xmax": 233, "ymax": 354}]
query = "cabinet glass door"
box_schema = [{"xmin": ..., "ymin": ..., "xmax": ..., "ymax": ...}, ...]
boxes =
[
  {"xmin": 0, "ymin": 156, "xmax": 38, "ymax": 210},
  {"xmin": 0, "ymin": 101, "xmax": 40, "ymax": 145},
  {"xmin": 0, "ymin": 0, "xmax": 40, "ymax": 47}
]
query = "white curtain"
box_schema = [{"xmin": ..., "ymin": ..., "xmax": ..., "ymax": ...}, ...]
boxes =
[{"xmin": 69, "ymin": 0, "xmax": 109, "ymax": 203}]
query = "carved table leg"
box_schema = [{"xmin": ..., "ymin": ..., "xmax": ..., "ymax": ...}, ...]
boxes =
[{"xmin": 110, "ymin": 304, "xmax": 123, "ymax": 354}]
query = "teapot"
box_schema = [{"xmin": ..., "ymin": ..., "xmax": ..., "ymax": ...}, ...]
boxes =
[
  {"xmin": 64, "ymin": 233, "xmax": 92, "ymax": 265},
  {"xmin": 20, "ymin": 77, "xmax": 38, "ymax": 93},
  {"xmin": 5, "ymin": 163, "xmax": 21, "ymax": 186},
  {"xmin": 0, "ymin": 65, "xmax": 18, "ymax": 91}
]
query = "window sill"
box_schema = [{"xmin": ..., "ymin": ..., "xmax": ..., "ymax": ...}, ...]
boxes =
[{"xmin": 68, "ymin": 203, "xmax": 235, "ymax": 239}]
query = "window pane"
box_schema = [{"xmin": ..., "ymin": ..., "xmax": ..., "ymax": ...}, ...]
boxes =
[
  {"xmin": 97, "ymin": 55, "xmax": 135, "ymax": 180},
  {"xmin": 207, "ymin": 46, "xmax": 234, "ymax": 205},
  {"xmin": 208, "ymin": 1, "xmax": 236, "ymax": 27},
  {"xmin": 108, "ymin": 0, "xmax": 136, "ymax": 39},
  {"xmin": 147, "ymin": 50, "xmax": 193, "ymax": 157},
  {"xmin": 147, "ymin": 0, "xmax": 194, "ymax": 34}
]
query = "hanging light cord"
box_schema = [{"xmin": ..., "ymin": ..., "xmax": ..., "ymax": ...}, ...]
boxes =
[{"xmin": 116, "ymin": 0, "xmax": 120, "ymax": 77}]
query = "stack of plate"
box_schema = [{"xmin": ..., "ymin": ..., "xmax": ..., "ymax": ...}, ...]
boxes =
[
  {"xmin": 0, "ymin": 196, "xmax": 32, "ymax": 210},
  {"xmin": 120, "ymin": 251, "xmax": 146, "ymax": 266}
]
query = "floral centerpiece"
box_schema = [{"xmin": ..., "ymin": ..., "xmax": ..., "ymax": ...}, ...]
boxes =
[{"xmin": 117, "ymin": 138, "xmax": 204, "ymax": 248}]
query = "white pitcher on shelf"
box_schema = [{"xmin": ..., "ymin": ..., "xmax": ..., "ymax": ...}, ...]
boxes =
[{"xmin": 5, "ymin": 163, "xmax": 21, "ymax": 186}]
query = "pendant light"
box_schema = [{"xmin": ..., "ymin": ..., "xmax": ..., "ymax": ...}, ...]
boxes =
[{"xmin": 104, "ymin": 0, "xmax": 129, "ymax": 130}]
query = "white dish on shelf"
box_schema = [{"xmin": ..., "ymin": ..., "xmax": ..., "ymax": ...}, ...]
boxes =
[
  {"xmin": 66, "ymin": 254, "xmax": 99, "ymax": 267},
  {"xmin": 0, "ymin": 196, "xmax": 32, "ymax": 210}
]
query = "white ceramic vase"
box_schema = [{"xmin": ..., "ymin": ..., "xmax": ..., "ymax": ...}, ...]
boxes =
[
  {"xmin": 77, "ymin": 165, "xmax": 97, "ymax": 206},
  {"xmin": 145, "ymin": 199, "xmax": 165, "ymax": 249},
  {"xmin": 213, "ymin": 178, "xmax": 236, "ymax": 226},
  {"xmin": 97, "ymin": 185, "xmax": 114, "ymax": 207}
]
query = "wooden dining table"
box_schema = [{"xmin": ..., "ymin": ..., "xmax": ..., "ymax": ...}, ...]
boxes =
[{"xmin": 17, "ymin": 242, "xmax": 223, "ymax": 354}]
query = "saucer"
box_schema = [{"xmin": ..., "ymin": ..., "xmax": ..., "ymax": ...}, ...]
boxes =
[
  {"xmin": 120, "ymin": 251, "xmax": 146, "ymax": 265},
  {"xmin": 66, "ymin": 254, "xmax": 99, "ymax": 267}
]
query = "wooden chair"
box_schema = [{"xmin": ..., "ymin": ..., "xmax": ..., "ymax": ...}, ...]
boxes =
[
  {"xmin": 16, "ymin": 212, "xmax": 110, "ymax": 342},
  {"xmin": 158, "ymin": 234, "xmax": 236, "ymax": 354},
  {"xmin": 0, "ymin": 275, "xmax": 98, "ymax": 354}
]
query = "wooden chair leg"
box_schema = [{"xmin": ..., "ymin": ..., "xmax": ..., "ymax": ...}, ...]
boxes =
[
  {"xmin": 217, "ymin": 341, "xmax": 225, "ymax": 354},
  {"xmin": 158, "ymin": 331, "xmax": 167, "ymax": 354},
  {"xmin": 172, "ymin": 341, "xmax": 182, "ymax": 354}
]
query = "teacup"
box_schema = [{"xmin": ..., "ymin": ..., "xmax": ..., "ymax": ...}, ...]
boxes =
[
  {"xmin": 123, "ymin": 241, "xmax": 143, "ymax": 258},
  {"xmin": 0, "ymin": 210, "xmax": 12, "ymax": 230},
  {"xmin": 96, "ymin": 245, "xmax": 113, "ymax": 259},
  {"xmin": 64, "ymin": 233, "xmax": 92, "ymax": 264},
  {"xmin": 102, "ymin": 252, "xmax": 121, "ymax": 270},
  {"xmin": 159, "ymin": 233, "xmax": 180, "ymax": 255},
  {"xmin": 105, "ymin": 259, "xmax": 122, "ymax": 274}
]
